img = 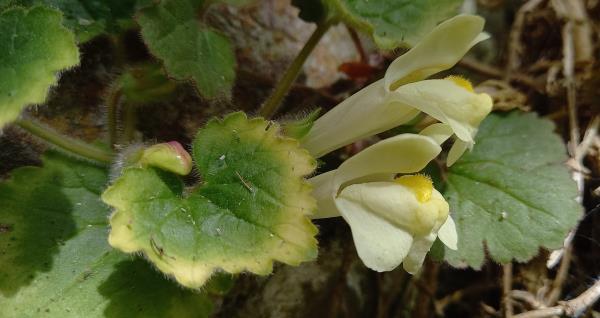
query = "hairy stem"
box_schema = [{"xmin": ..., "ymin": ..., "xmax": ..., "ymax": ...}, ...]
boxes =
[
  {"xmin": 106, "ymin": 88, "xmax": 122, "ymax": 148},
  {"xmin": 259, "ymin": 20, "xmax": 333, "ymax": 119},
  {"xmin": 17, "ymin": 118, "xmax": 114, "ymax": 165},
  {"xmin": 122, "ymin": 103, "xmax": 137, "ymax": 144}
]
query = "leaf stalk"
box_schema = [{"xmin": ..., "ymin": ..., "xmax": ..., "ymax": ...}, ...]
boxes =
[
  {"xmin": 16, "ymin": 118, "xmax": 114, "ymax": 165},
  {"xmin": 259, "ymin": 19, "xmax": 333, "ymax": 119}
]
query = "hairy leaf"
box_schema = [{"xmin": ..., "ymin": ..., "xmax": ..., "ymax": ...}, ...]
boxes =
[
  {"xmin": 0, "ymin": 152, "xmax": 214, "ymax": 317},
  {"xmin": 137, "ymin": 0, "xmax": 236, "ymax": 99},
  {"xmin": 443, "ymin": 112, "xmax": 581, "ymax": 268},
  {"xmin": 38, "ymin": 0, "xmax": 137, "ymax": 42},
  {"xmin": 326, "ymin": 0, "xmax": 463, "ymax": 49},
  {"xmin": 281, "ymin": 109, "xmax": 321, "ymax": 140},
  {"xmin": 103, "ymin": 112, "xmax": 318, "ymax": 288},
  {"xmin": 0, "ymin": 5, "xmax": 79, "ymax": 128},
  {"xmin": 118, "ymin": 63, "xmax": 177, "ymax": 104}
]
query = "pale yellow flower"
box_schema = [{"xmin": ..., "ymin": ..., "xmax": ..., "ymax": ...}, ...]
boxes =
[
  {"xmin": 310, "ymin": 133, "xmax": 457, "ymax": 273},
  {"xmin": 301, "ymin": 15, "xmax": 493, "ymax": 165}
]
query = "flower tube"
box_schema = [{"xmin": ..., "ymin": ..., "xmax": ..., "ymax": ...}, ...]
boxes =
[{"xmin": 301, "ymin": 15, "xmax": 493, "ymax": 161}]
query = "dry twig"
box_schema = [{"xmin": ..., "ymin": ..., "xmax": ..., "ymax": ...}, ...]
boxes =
[
  {"xmin": 513, "ymin": 280, "xmax": 600, "ymax": 318},
  {"xmin": 511, "ymin": 290, "xmax": 545, "ymax": 310},
  {"xmin": 546, "ymin": 1, "xmax": 587, "ymax": 273},
  {"xmin": 503, "ymin": 263, "xmax": 514, "ymax": 317},
  {"xmin": 435, "ymin": 283, "xmax": 498, "ymax": 315},
  {"xmin": 506, "ymin": 0, "xmax": 545, "ymax": 74}
]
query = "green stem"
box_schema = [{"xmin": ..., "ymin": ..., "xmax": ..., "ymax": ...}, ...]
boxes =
[
  {"xmin": 16, "ymin": 118, "xmax": 114, "ymax": 165},
  {"xmin": 121, "ymin": 103, "xmax": 137, "ymax": 144},
  {"xmin": 259, "ymin": 20, "xmax": 333, "ymax": 119},
  {"xmin": 106, "ymin": 88, "xmax": 122, "ymax": 148}
]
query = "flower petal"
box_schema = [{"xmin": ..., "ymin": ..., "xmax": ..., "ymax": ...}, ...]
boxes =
[
  {"xmin": 335, "ymin": 186, "xmax": 415, "ymax": 272},
  {"xmin": 310, "ymin": 171, "xmax": 340, "ymax": 219},
  {"xmin": 447, "ymin": 139, "xmax": 470, "ymax": 167},
  {"xmin": 438, "ymin": 215, "xmax": 458, "ymax": 250},
  {"xmin": 309, "ymin": 134, "xmax": 441, "ymax": 219},
  {"xmin": 301, "ymin": 80, "xmax": 420, "ymax": 157},
  {"xmin": 384, "ymin": 15, "xmax": 487, "ymax": 90},
  {"xmin": 338, "ymin": 182, "xmax": 423, "ymax": 231},
  {"xmin": 334, "ymin": 134, "xmax": 442, "ymax": 188},
  {"xmin": 420, "ymin": 123, "xmax": 454, "ymax": 145},
  {"xmin": 402, "ymin": 233, "xmax": 437, "ymax": 274},
  {"xmin": 337, "ymin": 182, "xmax": 448, "ymax": 234},
  {"xmin": 388, "ymin": 79, "xmax": 493, "ymax": 144}
]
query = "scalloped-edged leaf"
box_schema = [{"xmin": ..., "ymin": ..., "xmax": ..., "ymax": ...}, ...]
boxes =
[
  {"xmin": 137, "ymin": 0, "xmax": 236, "ymax": 99},
  {"xmin": 4, "ymin": 0, "xmax": 138, "ymax": 42},
  {"xmin": 103, "ymin": 112, "xmax": 318, "ymax": 288},
  {"xmin": 0, "ymin": 5, "xmax": 79, "ymax": 128},
  {"xmin": 118, "ymin": 63, "xmax": 177, "ymax": 104},
  {"xmin": 326, "ymin": 0, "xmax": 463, "ymax": 49},
  {"xmin": 0, "ymin": 152, "xmax": 214, "ymax": 317},
  {"xmin": 443, "ymin": 112, "xmax": 581, "ymax": 268},
  {"xmin": 38, "ymin": 0, "xmax": 138, "ymax": 42}
]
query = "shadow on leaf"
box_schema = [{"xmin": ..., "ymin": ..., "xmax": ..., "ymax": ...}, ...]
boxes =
[
  {"xmin": 98, "ymin": 258, "xmax": 213, "ymax": 318},
  {"xmin": 0, "ymin": 162, "xmax": 76, "ymax": 297}
]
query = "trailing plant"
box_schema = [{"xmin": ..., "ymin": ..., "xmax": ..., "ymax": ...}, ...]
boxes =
[{"xmin": 0, "ymin": 1, "xmax": 583, "ymax": 317}]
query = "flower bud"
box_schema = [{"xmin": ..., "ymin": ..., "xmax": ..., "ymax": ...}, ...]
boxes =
[{"xmin": 140, "ymin": 141, "xmax": 192, "ymax": 175}]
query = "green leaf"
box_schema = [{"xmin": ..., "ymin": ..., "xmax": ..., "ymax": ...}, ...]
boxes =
[
  {"xmin": 39, "ymin": 0, "xmax": 138, "ymax": 42},
  {"xmin": 443, "ymin": 112, "xmax": 581, "ymax": 268},
  {"xmin": 0, "ymin": 152, "xmax": 214, "ymax": 317},
  {"xmin": 282, "ymin": 108, "xmax": 321, "ymax": 140},
  {"xmin": 0, "ymin": 5, "xmax": 79, "ymax": 128},
  {"xmin": 103, "ymin": 112, "xmax": 318, "ymax": 288},
  {"xmin": 326, "ymin": 0, "xmax": 463, "ymax": 49},
  {"xmin": 118, "ymin": 63, "xmax": 177, "ymax": 105},
  {"xmin": 2, "ymin": 0, "xmax": 138, "ymax": 42},
  {"xmin": 137, "ymin": 0, "xmax": 236, "ymax": 99}
]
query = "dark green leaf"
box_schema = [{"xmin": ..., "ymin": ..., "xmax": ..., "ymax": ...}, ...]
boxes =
[
  {"xmin": 137, "ymin": 0, "xmax": 236, "ymax": 99},
  {"xmin": 118, "ymin": 63, "xmax": 177, "ymax": 105},
  {"xmin": 1, "ymin": 0, "xmax": 138, "ymax": 42}
]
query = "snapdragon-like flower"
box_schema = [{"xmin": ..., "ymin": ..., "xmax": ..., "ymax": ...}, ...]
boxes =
[
  {"xmin": 301, "ymin": 15, "xmax": 493, "ymax": 165},
  {"xmin": 310, "ymin": 133, "xmax": 457, "ymax": 273}
]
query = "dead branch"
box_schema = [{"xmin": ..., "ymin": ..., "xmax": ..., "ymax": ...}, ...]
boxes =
[
  {"xmin": 503, "ymin": 263, "xmax": 514, "ymax": 317},
  {"xmin": 513, "ymin": 280, "xmax": 600, "ymax": 318},
  {"xmin": 507, "ymin": 0, "xmax": 546, "ymax": 74}
]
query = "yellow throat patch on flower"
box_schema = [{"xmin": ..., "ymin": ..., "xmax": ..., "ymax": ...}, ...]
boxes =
[
  {"xmin": 445, "ymin": 75, "xmax": 474, "ymax": 92},
  {"xmin": 395, "ymin": 174, "xmax": 433, "ymax": 203}
]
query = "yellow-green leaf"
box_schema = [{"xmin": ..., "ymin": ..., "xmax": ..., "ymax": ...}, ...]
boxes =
[{"xmin": 103, "ymin": 112, "xmax": 318, "ymax": 288}]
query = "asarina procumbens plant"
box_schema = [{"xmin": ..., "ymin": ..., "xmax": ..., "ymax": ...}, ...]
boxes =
[
  {"xmin": 101, "ymin": 14, "xmax": 492, "ymax": 287},
  {"xmin": 1, "ymin": 0, "xmax": 584, "ymax": 315}
]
